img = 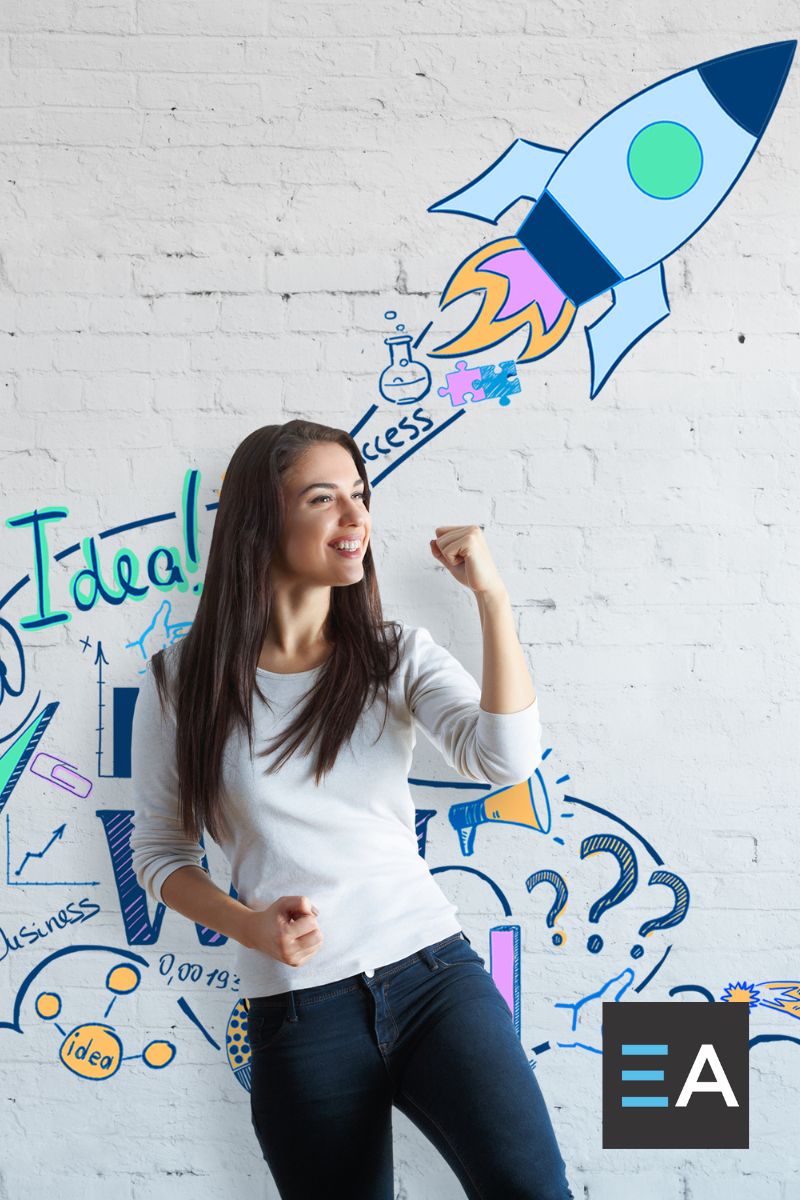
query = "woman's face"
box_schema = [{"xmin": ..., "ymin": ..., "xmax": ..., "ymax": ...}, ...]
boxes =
[{"xmin": 274, "ymin": 442, "xmax": 371, "ymax": 586}]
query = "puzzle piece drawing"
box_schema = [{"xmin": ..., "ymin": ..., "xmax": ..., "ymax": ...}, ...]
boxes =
[
  {"xmin": 478, "ymin": 360, "xmax": 521, "ymax": 407},
  {"xmin": 437, "ymin": 360, "xmax": 486, "ymax": 407}
]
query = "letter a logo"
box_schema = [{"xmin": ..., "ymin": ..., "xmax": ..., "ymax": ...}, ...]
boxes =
[{"xmin": 675, "ymin": 1043, "xmax": 739, "ymax": 1107}]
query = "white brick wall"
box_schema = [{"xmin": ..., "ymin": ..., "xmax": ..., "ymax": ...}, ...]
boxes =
[{"xmin": 0, "ymin": 2, "xmax": 798, "ymax": 1198}]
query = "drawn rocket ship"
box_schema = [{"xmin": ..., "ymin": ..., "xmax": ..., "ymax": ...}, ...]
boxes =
[{"xmin": 428, "ymin": 42, "xmax": 796, "ymax": 398}]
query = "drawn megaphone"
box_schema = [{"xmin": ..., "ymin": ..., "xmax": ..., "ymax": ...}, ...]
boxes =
[{"xmin": 448, "ymin": 774, "xmax": 551, "ymax": 857}]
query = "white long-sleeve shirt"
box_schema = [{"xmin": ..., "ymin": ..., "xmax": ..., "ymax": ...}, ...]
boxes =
[{"xmin": 130, "ymin": 622, "xmax": 542, "ymax": 998}]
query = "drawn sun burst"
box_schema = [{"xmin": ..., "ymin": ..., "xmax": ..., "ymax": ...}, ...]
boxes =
[{"xmin": 720, "ymin": 981, "xmax": 761, "ymax": 1009}]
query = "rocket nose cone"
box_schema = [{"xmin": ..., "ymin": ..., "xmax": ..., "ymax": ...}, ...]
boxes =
[{"xmin": 699, "ymin": 41, "xmax": 796, "ymax": 138}]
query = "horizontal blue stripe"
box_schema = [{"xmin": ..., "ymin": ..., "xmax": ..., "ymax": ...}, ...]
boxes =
[
  {"xmin": 621, "ymin": 1070, "xmax": 665, "ymax": 1081},
  {"xmin": 621, "ymin": 1044, "xmax": 668, "ymax": 1055},
  {"xmin": 622, "ymin": 1096, "xmax": 669, "ymax": 1108}
]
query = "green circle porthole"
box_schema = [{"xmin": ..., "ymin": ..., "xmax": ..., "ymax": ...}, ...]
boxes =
[{"xmin": 627, "ymin": 121, "xmax": 703, "ymax": 200}]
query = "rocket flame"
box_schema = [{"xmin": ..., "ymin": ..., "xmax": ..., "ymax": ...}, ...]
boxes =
[{"xmin": 430, "ymin": 236, "xmax": 576, "ymax": 362}]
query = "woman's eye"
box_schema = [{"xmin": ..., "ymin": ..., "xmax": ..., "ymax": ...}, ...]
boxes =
[{"xmin": 311, "ymin": 493, "xmax": 366, "ymax": 504}]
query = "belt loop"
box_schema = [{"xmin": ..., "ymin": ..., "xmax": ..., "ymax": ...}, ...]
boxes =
[
  {"xmin": 418, "ymin": 946, "xmax": 439, "ymax": 970},
  {"xmin": 287, "ymin": 990, "xmax": 298, "ymax": 1022}
]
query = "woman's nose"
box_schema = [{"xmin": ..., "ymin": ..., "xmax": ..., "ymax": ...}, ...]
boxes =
[{"xmin": 340, "ymin": 499, "xmax": 365, "ymax": 523}]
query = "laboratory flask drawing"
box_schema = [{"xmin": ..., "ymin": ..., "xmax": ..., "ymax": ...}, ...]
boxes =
[
  {"xmin": 427, "ymin": 41, "xmax": 796, "ymax": 398},
  {"xmin": 379, "ymin": 334, "xmax": 432, "ymax": 404}
]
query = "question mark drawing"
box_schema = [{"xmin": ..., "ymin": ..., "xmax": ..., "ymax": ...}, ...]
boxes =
[
  {"xmin": 525, "ymin": 869, "xmax": 569, "ymax": 947},
  {"xmin": 631, "ymin": 870, "xmax": 690, "ymax": 958},
  {"xmin": 580, "ymin": 833, "xmax": 638, "ymax": 954}
]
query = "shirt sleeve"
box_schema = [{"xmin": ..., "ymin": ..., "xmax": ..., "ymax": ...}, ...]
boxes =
[
  {"xmin": 403, "ymin": 624, "xmax": 543, "ymax": 785},
  {"xmin": 129, "ymin": 657, "xmax": 207, "ymax": 905}
]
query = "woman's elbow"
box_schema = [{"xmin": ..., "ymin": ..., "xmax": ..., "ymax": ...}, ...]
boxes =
[{"xmin": 481, "ymin": 739, "xmax": 544, "ymax": 787}]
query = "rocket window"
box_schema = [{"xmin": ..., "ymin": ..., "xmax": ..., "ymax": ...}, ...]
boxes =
[{"xmin": 627, "ymin": 121, "xmax": 703, "ymax": 200}]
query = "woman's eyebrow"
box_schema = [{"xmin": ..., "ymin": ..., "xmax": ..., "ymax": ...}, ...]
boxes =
[{"xmin": 297, "ymin": 478, "xmax": 363, "ymax": 497}]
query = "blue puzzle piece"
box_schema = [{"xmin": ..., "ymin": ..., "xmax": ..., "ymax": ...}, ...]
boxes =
[{"xmin": 479, "ymin": 361, "xmax": 521, "ymax": 406}]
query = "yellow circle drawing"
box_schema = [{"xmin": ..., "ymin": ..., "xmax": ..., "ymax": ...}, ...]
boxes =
[
  {"xmin": 60, "ymin": 1023, "xmax": 122, "ymax": 1080},
  {"xmin": 143, "ymin": 1040, "xmax": 177, "ymax": 1069},
  {"xmin": 36, "ymin": 992, "xmax": 61, "ymax": 1020},
  {"xmin": 106, "ymin": 964, "xmax": 141, "ymax": 995}
]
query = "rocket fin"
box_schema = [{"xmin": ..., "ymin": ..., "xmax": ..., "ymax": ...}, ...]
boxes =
[
  {"xmin": 585, "ymin": 263, "xmax": 671, "ymax": 399},
  {"xmin": 428, "ymin": 139, "xmax": 565, "ymax": 225}
]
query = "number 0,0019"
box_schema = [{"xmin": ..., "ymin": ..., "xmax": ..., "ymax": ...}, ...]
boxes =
[{"xmin": 158, "ymin": 953, "xmax": 233, "ymax": 988}]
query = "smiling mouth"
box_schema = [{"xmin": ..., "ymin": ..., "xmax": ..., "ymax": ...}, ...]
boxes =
[{"xmin": 329, "ymin": 540, "xmax": 364, "ymax": 559}]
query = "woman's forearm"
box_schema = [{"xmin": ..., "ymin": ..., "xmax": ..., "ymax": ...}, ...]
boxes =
[
  {"xmin": 160, "ymin": 865, "xmax": 255, "ymax": 948},
  {"xmin": 476, "ymin": 586, "xmax": 537, "ymax": 713}
]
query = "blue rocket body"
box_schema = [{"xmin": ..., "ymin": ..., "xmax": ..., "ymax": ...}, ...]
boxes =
[{"xmin": 430, "ymin": 42, "xmax": 796, "ymax": 397}]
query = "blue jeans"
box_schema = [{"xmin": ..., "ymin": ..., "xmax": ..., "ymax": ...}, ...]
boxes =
[{"xmin": 248, "ymin": 931, "xmax": 575, "ymax": 1199}]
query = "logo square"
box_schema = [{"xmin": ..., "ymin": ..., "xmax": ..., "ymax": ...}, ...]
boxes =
[{"xmin": 602, "ymin": 1002, "xmax": 749, "ymax": 1148}]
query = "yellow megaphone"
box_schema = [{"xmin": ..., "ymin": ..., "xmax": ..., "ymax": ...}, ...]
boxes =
[{"xmin": 448, "ymin": 775, "xmax": 551, "ymax": 856}]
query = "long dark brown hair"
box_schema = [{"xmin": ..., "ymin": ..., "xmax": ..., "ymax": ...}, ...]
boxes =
[{"xmin": 149, "ymin": 419, "xmax": 402, "ymax": 845}]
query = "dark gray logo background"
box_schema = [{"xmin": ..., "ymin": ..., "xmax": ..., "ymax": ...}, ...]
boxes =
[{"xmin": 602, "ymin": 1002, "xmax": 749, "ymax": 1148}]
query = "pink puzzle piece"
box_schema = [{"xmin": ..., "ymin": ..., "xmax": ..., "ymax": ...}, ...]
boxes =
[{"xmin": 437, "ymin": 360, "xmax": 486, "ymax": 407}]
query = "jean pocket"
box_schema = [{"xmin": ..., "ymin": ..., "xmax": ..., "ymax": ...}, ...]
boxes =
[
  {"xmin": 432, "ymin": 934, "xmax": 486, "ymax": 970},
  {"xmin": 247, "ymin": 1001, "xmax": 293, "ymax": 1054}
]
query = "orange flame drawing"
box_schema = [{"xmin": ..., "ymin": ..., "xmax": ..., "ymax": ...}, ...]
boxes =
[{"xmin": 430, "ymin": 236, "xmax": 576, "ymax": 362}]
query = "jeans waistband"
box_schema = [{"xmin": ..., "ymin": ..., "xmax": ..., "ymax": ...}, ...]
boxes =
[{"xmin": 248, "ymin": 930, "xmax": 467, "ymax": 1014}]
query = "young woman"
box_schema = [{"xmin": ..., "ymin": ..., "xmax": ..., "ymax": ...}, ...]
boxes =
[{"xmin": 131, "ymin": 419, "xmax": 574, "ymax": 1200}]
